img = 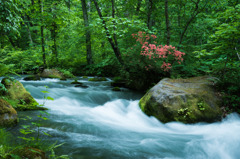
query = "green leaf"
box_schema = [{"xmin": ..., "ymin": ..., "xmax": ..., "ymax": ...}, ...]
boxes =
[
  {"xmin": 46, "ymin": 96, "xmax": 54, "ymax": 100},
  {"xmin": 22, "ymin": 125, "xmax": 30, "ymax": 129},
  {"xmin": 43, "ymin": 131, "xmax": 51, "ymax": 136},
  {"xmin": 41, "ymin": 90, "xmax": 49, "ymax": 93}
]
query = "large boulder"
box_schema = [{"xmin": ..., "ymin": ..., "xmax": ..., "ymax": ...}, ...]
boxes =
[
  {"xmin": 139, "ymin": 76, "xmax": 222, "ymax": 123},
  {"xmin": 0, "ymin": 99, "xmax": 18, "ymax": 127},
  {"xmin": 40, "ymin": 69, "xmax": 64, "ymax": 79},
  {"xmin": 1, "ymin": 78, "xmax": 45, "ymax": 111}
]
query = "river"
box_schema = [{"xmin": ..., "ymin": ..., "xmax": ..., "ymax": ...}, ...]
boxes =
[{"xmin": 5, "ymin": 76, "xmax": 240, "ymax": 159}]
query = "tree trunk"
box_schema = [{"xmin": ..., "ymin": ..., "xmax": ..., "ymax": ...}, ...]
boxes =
[
  {"xmin": 26, "ymin": 23, "xmax": 33, "ymax": 46},
  {"xmin": 8, "ymin": 37, "xmax": 16, "ymax": 48},
  {"xmin": 51, "ymin": 22, "xmax": 58, "ymax": 64},
  {"xmin": 39, "ymin": 0, "xmax": 46, "ymax": 68},
  {"xmin": 136, "ymin": 0, "xmax": 142, "ymax": 13},
  {"xmin": 81, "ymin": 0, "xmax": 93, "ymax": 65},
  {"xmin": 50, "ymin": 3, "xmax": 58, "ymax": 65},
  {"xmin": 68, "ymin": 0, "xmax": 71, "ymax": 11},
  {"xmin": 177, "ymin": 0, "xmax": 181, "ymax": 27},
  {"xmin": 92, "ymin": 0, "xmax": 124, "ymax": 65},
  {"xmin": 112, "ymin": 0, "xmax": 118, "ymax": 52},
  {"xmin": 147, "ymin": 0, "xmax": 153, "ymax": 29},
  {"xmin": 165, "ymin": 0, "xmax": 170, "ymax": 45},
  {"xmin": 178, "ymin": 0, "xmax": 208, "ymax": 49}
]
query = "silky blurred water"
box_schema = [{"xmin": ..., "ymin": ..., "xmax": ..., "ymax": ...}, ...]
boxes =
[{"xmin": 3, "ymin": 76, "xmax": 240, "ymax": 159}]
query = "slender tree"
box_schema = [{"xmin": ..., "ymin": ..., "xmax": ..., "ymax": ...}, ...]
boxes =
[
  {"xmin": 165, "ymin": 0, "xmax": 170, "ymax": 45},
  {"xmin": 112, "ymin": 0, "xmax": 118, "ymax": 55},
  {"xmin": 178, "ymin": 0, "xmax": 208, "ymax": 49},
  {"xmin": 92, "ymin": 0, "xmax": 124, "ymax": 65},
  {"xmin": 25, "ymin": 23, "xmax": 33, "ymax": 45},
  {"xmin": 147, "ymin": 0, "xmax": 153, "ymax": 29},
  {"xmin": 50, "ymin": 2, "xmax": 58, "ymax": 65},
  {"xmin": 39, "ymin": 0, "xmax": 46, "ymax": 68},
  {"xmin": 136, "ymin": 0, "xmax": 142, "ymax": 13},
  {"xmin": 81, "ymin": 0, "xmax": 93, "ymax": 64}
]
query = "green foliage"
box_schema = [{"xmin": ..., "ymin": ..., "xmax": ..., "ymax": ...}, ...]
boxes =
[
  {"xmin": 193, "ymin": 3, "xmax": 240, "ymax": 112},
  {"xmin": 0, "ymin": 129, "xmax": 15, "ymax": 158},
  {"xmin": 215, "ymin": 67, "xmax": 240, "ymax": 112},
  {"xmin": 19, "ymin": 111, "xmax": 50, "ymax": 145},
  {"xmin": 0, "ymin": 83, "xmax": 8, "ymax": 96},
  {"xmin": 0, "ymin": 0, "xmax": 22, "ymax": 37},
  {"xmin": 197, "ymin": 101, "xmax": 206, "ymax": 111},
  {"xmin": 0, "ymin": 127, "xmax": 68, "ymax": 159},
  {"xmin": 113, "ymin": 77, "xmax": 125, "ymax": 83},
  {"xmin": 177, "ymin": 108, "xmax": 192, "ymax": 119},
  {"xmin": 0, "ymin": 63, "xmax": 10, "ymax": 77},
  {"xmin": 39, "ymin": 86, "xmax": 53, "ymax": 107},
  {"xmin": 57, "ymin": 68, "xmax": 75, "ymax": 78},
  {"xmin": 84, "ymin": 57, "xmax": 121, "ymax": 76},
  {"xmin": 88, "ymin": 77, "xmax": 107, "ymax": 82},
  {"xmin": 0, "ymin": 47, "xmax": 42, "ymax": 74}
]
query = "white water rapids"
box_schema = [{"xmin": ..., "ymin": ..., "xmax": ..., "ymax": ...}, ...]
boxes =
[{"xmin": 6, "ymin": 77, "xmax": 240, "ymax": 158}]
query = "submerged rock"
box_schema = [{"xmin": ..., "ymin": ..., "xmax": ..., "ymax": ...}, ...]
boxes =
[
  {"xmin": 23, "ymin": 75, "xmax": 41, "ymax": 81},
  {"xmin": 75, "ymin": 84, "xmax": 88, "ymax": 88},
  {"xmin": 40, "ymin": 69, "xmax": 64, "ymax": 79},
  {"xmin": 71, "ymin": 80, "xmax": 83, "ymax": 85},
  {"xmin": 112, "ymin": 87, "xmax": 121, "ymax": 91},
  {"xmin": 111, "ymin": 77, "xmax": 126, "ymax": 88},
  {"xmin": 88, "ymin": 77, "xmax": 107, "ymax": 81},
  {"xmin": 0, "ymin": 99, "xmax": 18, "ymax": 127},
  {"xmin": 111, "ymin": 82, "xmax": 126, "ymax": 88},
  {"xmin": 139, "ymin": 76, "xmax": 222, "ymax": 123},
  {"xmin": 1, "ymin": 78, "xmax": 46, "ymax": 111}
]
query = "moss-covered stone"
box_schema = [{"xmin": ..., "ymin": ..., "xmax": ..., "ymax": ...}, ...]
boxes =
[
  {"xmin": 23, "ymin": 75, "xmax": 41, "ymax": 81},
  {"xmin": 71, "ymin": 80, "xmax": 83, "ymax": 85},
  {"xmin": 111, "ymin": 77, "xmax": 126, "ymax": 88},
  {"xmin": 1, "ymin": 78, "xmax": 46, "ymax": 111},
  {"xmin": 40, "ymin": 69, "xmax": 64, "ymax": 79},
  {"xmin": 60, "ymin": 77, "xmax": 67, "ymax": 81},
  {"xmin": 0, "ymin": 99, "xmax": 18, "ymax": 127},
  {"xmin": 112, "ymin": 87, "xmax": 121, "ymax": 91},
  {"xmin": 111, "ymin": 81, "xmax": 126, "ymax": 88},
  {"xmin": 139, "ymin": 76, "xmax": 222, "ymax": 123},
  {"xmin": 88, "ymin": 77, "xmax": 107, "ymax": 81}
]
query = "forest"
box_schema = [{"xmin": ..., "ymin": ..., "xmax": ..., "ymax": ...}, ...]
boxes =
[{"xmin": 0, "ymin": 0, "xmax": 240, "ymax": 158}]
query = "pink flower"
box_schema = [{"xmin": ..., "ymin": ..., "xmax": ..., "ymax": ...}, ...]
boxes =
[
  {"xmin": 151, "ymin": 35, "xmax": 157, "ymax": 39},
  {"xmin": 149, "ymin": 44, "xmax": 156, "ymax": 50}
]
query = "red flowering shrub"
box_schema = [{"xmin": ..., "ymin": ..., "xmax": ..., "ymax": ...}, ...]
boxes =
[{"xmin": 128, "ymin": 31, "xmax": 185, "ymax": 72}]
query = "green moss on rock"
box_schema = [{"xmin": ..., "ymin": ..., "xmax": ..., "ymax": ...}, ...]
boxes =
[
  {"xmin": 23, "ymin": 75, "xmax": 41, "ymax": 81},
  {"xmin": 112, "ymin": 87, "xmax": 121, "ymax": 91},
  {"xmin": 0, "ymin": 99, "xmax": 18, "ymax": 127},
  {"xmin": 139, "ymin": 76, "xmax": 222, "ymax": 123},
  {"xmin": 71, "ymin": 80, "xmax": 83, "ymax": 85},
  {"xmin": 88, "ymin": 77, "xmax": 107, "ymax": 81},
  {"xmin": 40, "ymin": 69, "xmax": 64, "ymax": 79},
  {"xmin": 1, "ymin": 78, "xmax": 46, "ymax": 111}
]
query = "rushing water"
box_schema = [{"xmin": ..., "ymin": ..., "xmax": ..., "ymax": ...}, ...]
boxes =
[{"xmin": 3, "ymin": 76, "xmax": 240, "ymax": 159}]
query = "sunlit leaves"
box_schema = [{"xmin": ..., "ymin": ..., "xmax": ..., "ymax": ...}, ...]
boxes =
[{"xmin": 0, "ymin": 0, "xmax": 22, "ymax": 36}]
